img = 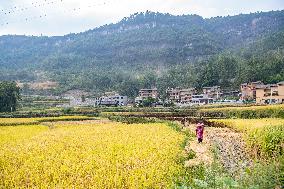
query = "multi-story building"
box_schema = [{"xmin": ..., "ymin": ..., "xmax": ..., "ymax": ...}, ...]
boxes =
[
  {"xmin": 167, "ymin": 87, "xmax": 196, "ymax": 103},
  {"xmin": 135, "ymin": 88, "xmax": 158, "ymax": 104},
  {"xmin": 96, "ymin": 93, "xmax": 128, "ymax": 106},
  {"xmin": 180, "ymin": 88, "xmax": 196, "ymax": 103},
  {"xmin": 255, "ymin": 81, "xmax": 284, "ymax": 104},
  {"xmin": 166, "ymin": 88, "xmax": 181, "ymax": 102},
  {"xmin": 138, "ymin": 88, "xmax": 158, "ymax": 99},
  {"xmin": 240, "ymin": 81, "xmax": 264, "ymax": 101},
  {"xmin": 202, "ymin": 86, "xmax": 222, "ymax": 100},
  {"xmin": 191, "ymin": 94, "xmax": 214, "ymax": 104}
]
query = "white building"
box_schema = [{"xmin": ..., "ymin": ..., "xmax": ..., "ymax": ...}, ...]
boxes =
[
  {"xmin": 191, "ymin": 94, "xmax": 214, "ymax": 105},
  {"xmin": 96, "ymin": 93, "xmax": 128, "ymax": 106}
]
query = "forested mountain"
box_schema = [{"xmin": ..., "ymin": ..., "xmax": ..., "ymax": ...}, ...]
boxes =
[{"xmin": 0, "ymin": 10, "xmax": 284, "ymax": 97}]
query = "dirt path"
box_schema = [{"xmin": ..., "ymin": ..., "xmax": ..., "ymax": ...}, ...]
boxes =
[{"xmin": 184, "ymin": 123, "xmax": 251, "ymax": 175}]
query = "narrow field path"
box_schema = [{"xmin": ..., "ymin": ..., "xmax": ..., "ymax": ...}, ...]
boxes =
[{"xmin": 184, "ymin": 122, "xmax": 251, "ymax": 175}]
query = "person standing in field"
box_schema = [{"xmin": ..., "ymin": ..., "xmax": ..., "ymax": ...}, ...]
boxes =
[
  {"xmin": 181, "ymin": 117, "xmax": 186, "ymax": 128},
  {"xmin": 196, "ymin": 121, "xmax": 204, "ymax": 143}
]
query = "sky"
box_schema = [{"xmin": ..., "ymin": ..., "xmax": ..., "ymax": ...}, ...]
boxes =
[{"xmin": 0, "ymin": 0, "xmax": 283, "ymax": 36}]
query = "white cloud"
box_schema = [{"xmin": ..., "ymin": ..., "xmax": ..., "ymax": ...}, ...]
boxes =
[{"xmin": 0, "ymin": 0, "xmax": 283, "ymax": 36}]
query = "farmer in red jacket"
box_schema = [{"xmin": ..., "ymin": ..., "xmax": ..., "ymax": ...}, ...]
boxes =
[{"xmin": 196, "ymin": 121, "xmax": 204, "ymax": 143}]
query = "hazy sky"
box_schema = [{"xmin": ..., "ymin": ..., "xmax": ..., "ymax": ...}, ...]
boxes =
[{"xmin": 0, "ymin": 0, "xmax": 283, "ymax": 36}]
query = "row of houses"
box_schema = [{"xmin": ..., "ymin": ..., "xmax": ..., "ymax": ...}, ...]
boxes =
[
  {"xmin": 63, "ymin": 81, "xmax": 284, "ymax": 107},
  {"xmin": 166, "ymin": 87, "xmax": 215, "ymax": 105},
  {"xmin": 62, "ymin": 90, "xmax": 127, "ymax": 107},
  {"xmin": 135, "ymin": 81, "xmax": 284, "ymax": 105},
  {"xmin": 241, "ymin": 81, "xmax": 284, "ymax": 104},
  {"xmin": 134, "ymin": 86, "xmax": 225, "ymax": 105}
]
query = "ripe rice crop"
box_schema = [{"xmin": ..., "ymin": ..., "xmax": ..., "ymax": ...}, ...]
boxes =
[
  {"xmin": 0, "ymin": 121, "xmax": 186, "ymax": 188},
  {"xmin": 0, "ymin": 125, "xmax": 47, "ymax": 145},
  {"xmin": 211, "ymin": 118, "xmax": 284, "ymax": 131},
  {"xmin": 210, "ymin": 119, "xmax": 284, "ymax": 157},
  {"xmin": 201, "ymin": 104, "xmax": 284, "ymax": 112},
  {"xmin": 199, "ymin": 104, "xmax": 284, "ymax": 118},
  {"xmin": 0, "ymin": 118, "xmax": 39, "ymax": 126},
  {"xmin": 36, "ymin": 115, "xmax": 94, "ymax": 122},
  {"xmin": 0, "ymin": 116, "xmax": 93, "ymax": 126}
]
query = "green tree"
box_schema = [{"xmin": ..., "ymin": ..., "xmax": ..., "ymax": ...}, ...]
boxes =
[
  {"xmin": 141, "ymin": 97, "xmax": 157, "ymax": 107},
  {"xmin": 0, "ymin": 81, "xmax": 21, "ymax": 112}
]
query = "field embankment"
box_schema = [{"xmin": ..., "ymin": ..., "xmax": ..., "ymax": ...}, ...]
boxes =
[{"xmin": 198, "ymin": 104, "xmax": 284, "ymax": 119}]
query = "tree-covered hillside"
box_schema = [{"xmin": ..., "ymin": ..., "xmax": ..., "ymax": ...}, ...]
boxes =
[{"xmin": 0, "ymin": 10, "xmax": 284, "ymax": 97}]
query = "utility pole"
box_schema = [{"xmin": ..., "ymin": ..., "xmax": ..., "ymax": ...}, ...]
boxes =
[{"xmin": 270, "ymin": 87, "xmax": 273, "ymax": 104}]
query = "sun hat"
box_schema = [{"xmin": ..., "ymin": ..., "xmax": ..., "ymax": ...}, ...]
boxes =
[{"xmin": 197, "ymin": 122, "xmax": 204, "ymax": 126}]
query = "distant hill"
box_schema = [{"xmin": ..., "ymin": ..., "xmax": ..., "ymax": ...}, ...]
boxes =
[{"xmin": 0, "ymin": 10, "xmax": 284, "ymax": 96}]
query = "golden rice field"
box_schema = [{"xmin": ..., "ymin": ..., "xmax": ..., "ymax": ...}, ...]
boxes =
[
  {"xmin": 0, "ymin": 116, "xmax": 93, "ymax": 126},
  {"xmin": 211, "ymin": 118, "xmax": 284, "ymax": 132},
  {"xmin": 199, "ymin": 104, "xmax": 284, "ymax": 112},
  {"xmin": 0, "ymin": 120, "xmax": 186, "ymax": 188},
  {"xmin": 210, "ymin": 118, "xmax": 284, "ymax": 156}
]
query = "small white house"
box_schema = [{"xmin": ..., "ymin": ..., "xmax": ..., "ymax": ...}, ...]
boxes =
[
  {"xmin": 191, "ymin": 94, "xmax": 214, "ymax": 105},
  {"xmin": 96, "ymin": 94, "xmax": 128, "ymax": 106}
]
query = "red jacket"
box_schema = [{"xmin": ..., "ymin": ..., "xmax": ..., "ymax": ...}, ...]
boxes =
[{"xmin": 196, "ymin": 124, "xmax": 204, "ymax": 139}]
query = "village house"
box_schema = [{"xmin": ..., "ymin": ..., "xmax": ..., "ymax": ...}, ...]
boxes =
[
  {"xmin": 166, "ymin": 88, "xmax": 181, "ymax": 102},
  {"xmin": 240, "ymin": 81, "xmax": 264, "ymax": 101},
  {"xmin": 166, "ymin": 87, "xmax": 196, "ymax": 103},
  {"xmin": 138, "ymin": 88, "xmax": 158, "ymax": 99},
  {"xmin": 135, "ymin": 88, "xmax": 158, "ymax": 104},
  {"xmin": 62, "ymin": 90, "xmax": 93, "ymax": 107},
  {"xmin": 255, "ymin": 81, "xmax": 284, "ymax": 104},
  {"xmin": 95, "ymin": 92, "xmax": 128, "ymax": 106},
  {"xmin": 202, "ymin": 86, "xmax": 222, "ymax": 100},
  {"xmin": 191, "ymin": 94, "xmax": 214, "ymax": 105}
]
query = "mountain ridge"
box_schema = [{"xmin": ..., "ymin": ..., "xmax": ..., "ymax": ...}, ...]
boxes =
[{"xmin": 0, "ymin": 10, "xmax": 284, "ymax": 96}]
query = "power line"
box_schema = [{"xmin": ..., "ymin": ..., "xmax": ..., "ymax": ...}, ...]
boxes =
[
  {"xmin": 0, "ymin": 1, "xmax": 111, "ymax": 27},
  {"xmin": 0, "ymin": 14, "xmax": 48, "ymax": 27},
  {"xmin": 0, "ymin": 0, "xmax": 63, "ymax": 16}
]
